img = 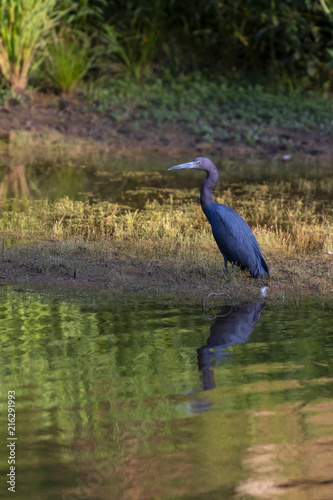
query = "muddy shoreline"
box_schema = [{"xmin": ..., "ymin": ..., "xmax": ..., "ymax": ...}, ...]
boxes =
[{"xmin": 0, "ymin": 240, "xmax": 332, "ymax": 305}]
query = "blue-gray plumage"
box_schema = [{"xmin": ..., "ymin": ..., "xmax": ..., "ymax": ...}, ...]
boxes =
[{"xmin": 168, "ymin": 157, "xmax": 269, "ymax": 277}]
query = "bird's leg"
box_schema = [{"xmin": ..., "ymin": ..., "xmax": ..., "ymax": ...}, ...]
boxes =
[{"xmin": 223, "ymin": 258, "xmax": 228, "ymax": 274}]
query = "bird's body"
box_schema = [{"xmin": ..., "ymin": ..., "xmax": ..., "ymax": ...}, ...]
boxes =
[{"xmin": 168, "ymin": 157, "xmax": 269, "ymax": 277}]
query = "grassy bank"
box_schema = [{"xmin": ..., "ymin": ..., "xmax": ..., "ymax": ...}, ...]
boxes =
[
  {"xmin": 2, "ymin": 181, "xmax": 332, "ymax": 254},
  {"xmin": 0, "ymin": 169, "xmax": 331, "ymax": 302}
]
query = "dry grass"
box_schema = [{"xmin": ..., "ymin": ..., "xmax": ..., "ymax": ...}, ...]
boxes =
[
  {"xmin": 0, "ymin": 188, "xmax": 330, "ymax": 256},
  {"xmin": 0, "ymin": 168, "xmax": 331, "ymax": 301}
]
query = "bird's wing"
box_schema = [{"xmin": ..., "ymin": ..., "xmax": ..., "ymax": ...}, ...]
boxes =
[{"xmin": 210, "ymin": 204, "xmax": 268, "ymax": 275}]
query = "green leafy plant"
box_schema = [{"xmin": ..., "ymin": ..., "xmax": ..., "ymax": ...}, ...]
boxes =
[
  {"xmin": 101, "ymin": 1, "xmax": 163, "ymax": 81},
  {"xmin": 90, "ymin": 75, "xmax": 333, "ymax": 142},
  {"xmin": 113, "ymin": 28, "xmax": 159, "ymax": 81},
  {"xmin": 0, "ymin": 0, "xmax": 64, "ymax": 90},
  {"xmin": 44, "ymin": 29, "xmax": 96, "ymax": 92}
]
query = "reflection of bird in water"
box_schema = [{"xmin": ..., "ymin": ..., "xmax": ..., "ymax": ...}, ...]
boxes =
[
  {"xmin": 198, "ymin": 302, "xmax": 265, "ymax": 391},
  {"xmin": 168, "ymin": 157, "xmax": 269, "ymax": 277}
]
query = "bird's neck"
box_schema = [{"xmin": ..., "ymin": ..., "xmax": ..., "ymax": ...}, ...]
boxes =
[{"xmin": 200, "ymin": 169, "xmax": 219, "ymax": 214}]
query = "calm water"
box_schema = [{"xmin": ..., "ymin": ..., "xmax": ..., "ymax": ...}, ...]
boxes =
[
  {"xmin": 1, "ymin": 158, "xmax": 332, "ymax": 208},
  {"xmin": 0, "ymin": 290, "xmax": 332, "ymax": 499}
]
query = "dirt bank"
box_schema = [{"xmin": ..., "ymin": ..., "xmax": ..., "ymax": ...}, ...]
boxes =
[{"xmin": 1, "ymin": 93, "xmax": 333, "ymax": 163}]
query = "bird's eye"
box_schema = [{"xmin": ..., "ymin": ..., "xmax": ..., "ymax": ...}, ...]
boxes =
[{"xmin": 197, "ymin": 161, "xmax": 202, "ymax": 165}]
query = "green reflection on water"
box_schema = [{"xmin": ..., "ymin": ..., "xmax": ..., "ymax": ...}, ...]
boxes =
[
  {"xmin": 1, "ymin": 158, "xmax": 332, "ymax": 208},
  {"xmin": 0, "ymin": 290, "xmax": 332, "ymax": 499}
]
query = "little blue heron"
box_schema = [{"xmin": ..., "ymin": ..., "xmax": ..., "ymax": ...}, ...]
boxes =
[{"xmin": 168, "ymin": 157, "xmax": 269, "ymax": 277}]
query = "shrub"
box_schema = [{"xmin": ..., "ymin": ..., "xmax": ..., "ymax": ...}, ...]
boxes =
[
  {"xmin": 0, "ymin": 0, "xmax": 62, "ymax": 90},
  {"xmin": 44, "ymin": 29, "xmax": 96, "ymax": 92}
]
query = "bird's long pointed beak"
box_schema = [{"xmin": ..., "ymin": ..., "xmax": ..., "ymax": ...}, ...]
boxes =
[{"xmin": 168, "ymin": 161, "xmax": 197, "ymax": 171}]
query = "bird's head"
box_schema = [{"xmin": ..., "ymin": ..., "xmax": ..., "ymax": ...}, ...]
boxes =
[{"xmin": 168, "ymin": 157, "xmax": 216, "ymax": 172}]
